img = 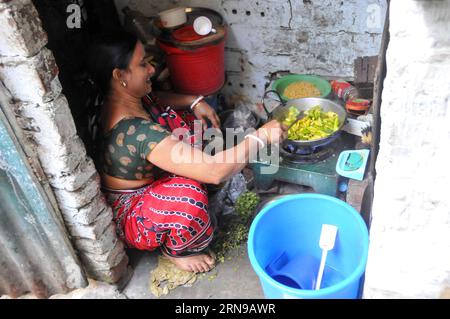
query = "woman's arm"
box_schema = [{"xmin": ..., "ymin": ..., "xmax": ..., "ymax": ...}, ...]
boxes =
[
  {"xmin": 149, "ymin": 135, "xmax": 253, "ymax": 185},
  {"xmin": 153, "ymin": 91, "xmax": 220, "ymax": 128},
  {"xmin": 148, "ymin": 120, "xmax": 286, "ymax": 184},
  {"xmin": 153, "ymin": 91, "xmax": 197, "ymax": 110}
]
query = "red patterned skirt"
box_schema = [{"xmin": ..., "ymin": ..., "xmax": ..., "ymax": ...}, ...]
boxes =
[
  {"xmin": 103, "ymin": 102, "xmax": 213, "ymax": 256},
  {"xmin": 105, "ymin": 175, "xmax": 213, "ymax": 256}
]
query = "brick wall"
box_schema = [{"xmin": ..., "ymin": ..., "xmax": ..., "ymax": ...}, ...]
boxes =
[
  {"xmin": 115, "ymin": 0, "xmax": 387, "ymax": 105},
  {"xmin": 363, "ymin": 0, "xmax": 450, "ymax": 298},
  {"xmin": 0, "ymin": 0, "xmax": 128, "ymax": 284}
]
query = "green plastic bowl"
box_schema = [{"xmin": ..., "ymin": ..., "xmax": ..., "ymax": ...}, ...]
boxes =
[{"xmin": 272, "ymin": 74, "xmax": 332, "ymax": 101}]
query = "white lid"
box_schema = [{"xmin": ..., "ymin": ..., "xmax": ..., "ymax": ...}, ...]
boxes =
[{"xmin": 158, "ymin": 7, "xmax": 186, "ymax": 16}]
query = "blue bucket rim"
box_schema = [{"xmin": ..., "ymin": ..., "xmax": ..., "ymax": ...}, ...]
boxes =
[{"xmin": 247, "ymin": 193, "xmax": 369, "ymax": 298}]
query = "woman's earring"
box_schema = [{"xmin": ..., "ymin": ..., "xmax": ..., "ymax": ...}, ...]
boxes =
[{"xmin": 121, "ymin": 80, "xmax": 127, "ymax": 87}]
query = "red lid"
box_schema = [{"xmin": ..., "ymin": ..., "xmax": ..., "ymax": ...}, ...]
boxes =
[
  {"xmin": 346, "ymin": 99, "xmax": 370, "ymax": 108},
  {"xmin": 346, "ymin": 99, "xmax": 371, "ymax": 115},
  {"xmin": 172, "ymin": 25, "xmax": 204, "ymax": 42}
]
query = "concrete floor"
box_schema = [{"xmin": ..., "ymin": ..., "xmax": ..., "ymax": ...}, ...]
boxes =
[
  {"xmin": 5, "ymin": 243, "xmax": 265, "ymax": 299},
  {"xmin": 122, "ymin": 245, "xmax": 265, "ymax": 299}
]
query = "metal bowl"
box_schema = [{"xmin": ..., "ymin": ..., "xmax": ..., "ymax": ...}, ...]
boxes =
[
  {"xmin": 272, "ymin": 97, "xmax": 347, "ymax": 148},
  {"xmin": 219, "ymin": 109, "xmax": 260, "ymax": 131}
]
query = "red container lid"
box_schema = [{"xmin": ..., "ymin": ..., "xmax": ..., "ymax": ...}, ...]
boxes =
[
  {"xmin": 346, "ymin": 98, "xmax": 371, "ymax": 115},
  {"xmin": 172, "ymin": 25, "xmax": 204, "ymax": 42},
  {"xmin": 346, "ymin": 98, "xmax": 371, "ymax": 110}
]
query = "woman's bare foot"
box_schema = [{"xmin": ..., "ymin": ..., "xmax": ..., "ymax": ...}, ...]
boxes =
[{"xmin": 164, "ymin": 252, "xmax": 215, "ymax": 273}]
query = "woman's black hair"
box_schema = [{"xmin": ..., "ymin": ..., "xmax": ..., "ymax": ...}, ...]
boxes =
[{"xmin": 87, "ymin": 30, "xmax": 139, "ymax": 94}]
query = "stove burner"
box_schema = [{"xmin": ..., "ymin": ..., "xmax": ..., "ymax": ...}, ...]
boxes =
[{"xmin": 280, "ymin": 144, "xmax": 334, "ymax": 164}]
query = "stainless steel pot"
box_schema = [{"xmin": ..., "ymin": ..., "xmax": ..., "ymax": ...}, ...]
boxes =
[{"xmin": 219, "ymin": 109, "xmax": 260, "ymax": 131}]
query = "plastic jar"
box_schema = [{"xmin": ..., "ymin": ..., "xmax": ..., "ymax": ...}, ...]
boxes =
[
  {"xmin": 342, "ymin": 86, "xmax": 360, "ymax": 102},
  {"xmin": 330, "ymin": 79, "xmax": 359, "ymax": 102}
]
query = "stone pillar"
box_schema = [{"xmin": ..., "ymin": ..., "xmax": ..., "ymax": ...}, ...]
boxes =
[
  {"xmin": 0, "ymin": 0, "xmax": 128, "ymax": 284},
  {"xmin": 363, "ymin": 0, "xmax": 450, "ymax": 298}
]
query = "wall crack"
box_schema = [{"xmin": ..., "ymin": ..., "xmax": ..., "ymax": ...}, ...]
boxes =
[{"xmin": 287, "ymin": 0, "xmax": 293, "ymax": 29}]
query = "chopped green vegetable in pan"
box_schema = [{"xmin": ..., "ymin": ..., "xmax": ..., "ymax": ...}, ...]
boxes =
[
  {"xmin": 287, "ymin": 106, "xmax": 339, "ymax": 141},
  {"xmin": 282, "ymin": 107, "xmax": 300, "ymax": 127}
]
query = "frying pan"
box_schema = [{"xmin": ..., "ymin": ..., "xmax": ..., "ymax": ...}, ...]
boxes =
[{"xmin": 262, "ymin": 90, "xmax": 347, "ymax": 151}]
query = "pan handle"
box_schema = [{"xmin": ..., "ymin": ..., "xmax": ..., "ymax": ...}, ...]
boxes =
[{"xmin": 261, "ymin": 90, "xmax": 284, "ymax": 120}]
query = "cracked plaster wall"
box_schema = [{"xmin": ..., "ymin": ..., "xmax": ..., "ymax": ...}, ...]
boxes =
[
  {"xmin": 115, "ymin": 0, "xmax": 386, "ymax": 104},
  {"xmin": 363, "ymin": 0, "xmax": 450, "ymax": 299}
]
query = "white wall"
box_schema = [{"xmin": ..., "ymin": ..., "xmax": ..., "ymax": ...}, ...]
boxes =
[
  {"xmin": 115, "ymin": 0, "xmax": 386, "ymax": 104},
  {"xmin": 363, "ymin": 0, "xmax": 450, "ymax": 298}
]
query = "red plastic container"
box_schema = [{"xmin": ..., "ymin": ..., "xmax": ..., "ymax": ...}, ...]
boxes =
[
  {"xmin": 157, "ymin": 27, "xmax": 226, "ymax": 96},
  {"xmin": 330, "ymin": 79, "xmax": 361, "ymax": 103}
]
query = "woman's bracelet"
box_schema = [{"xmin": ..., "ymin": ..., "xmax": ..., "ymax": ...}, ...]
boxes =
[
  {"xmin": 190, "ymin": 95, "xmax": 204, "ymax": 110},
  {"xmin": 259, "ymin": 128, "xmax": 270, "ymax": 141},
  {"xmin": 244, "ymin": 134, "xmax": 265, "ymax": 148}
]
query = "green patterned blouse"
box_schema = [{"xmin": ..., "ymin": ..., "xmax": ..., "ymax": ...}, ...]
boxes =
[{"xmin": 100, "ymin": 117, "xmax": 170, "ymax": 180}]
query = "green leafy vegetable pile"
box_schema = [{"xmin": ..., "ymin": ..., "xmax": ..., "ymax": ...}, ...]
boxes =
[
  {"xmin": 235, "ymin": 191, "xmax": 260, "ymax": 220},
  {"xmin": 211, "ymin": 191, "xmax": 260, "ymax": 263}
]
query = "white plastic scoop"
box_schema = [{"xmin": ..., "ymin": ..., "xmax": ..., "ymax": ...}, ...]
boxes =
[{"xmin": 315, "ymin": 224, "xmax": 338, "ymax": 290}]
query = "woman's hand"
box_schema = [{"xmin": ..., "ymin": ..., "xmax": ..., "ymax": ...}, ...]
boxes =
[
  {"xmin": 256, "ymin": 120, "xmax": 288, "ymax": 145},
  {"xmin": 192, "ymin": 101, "xmax": 221, "ymax": 129}
]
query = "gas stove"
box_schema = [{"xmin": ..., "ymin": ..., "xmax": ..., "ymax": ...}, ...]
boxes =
[
  {"xmin": 249, "ymin": 132, "xmax": 356, "ymax": 197},
  {"xmin": 279, "ymin": 143, "xmax": 335, "ymax": 164}
]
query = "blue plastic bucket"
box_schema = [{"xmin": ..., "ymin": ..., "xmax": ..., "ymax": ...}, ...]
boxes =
[{"xmin": 248, "ymin": 194, "xmax": 369, "ymax": 299}]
